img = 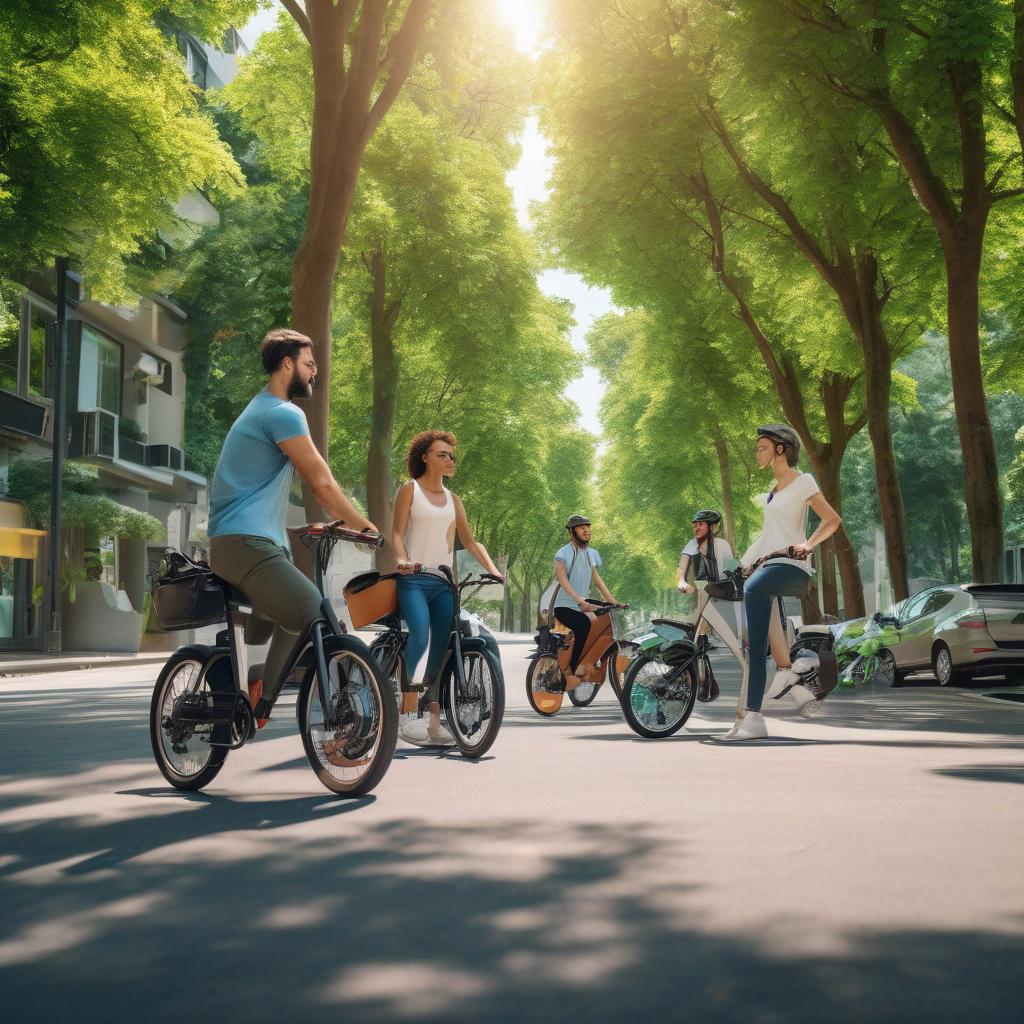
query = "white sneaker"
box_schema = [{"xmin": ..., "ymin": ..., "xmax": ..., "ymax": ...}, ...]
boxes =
[
  {"xmin": 399, "ymin": 716, "xmax": 431, "ymax": 746},
  {"xmin": 786, "ymin": 684, "xmax": 816, "ymax": 709},
  {"xmin": 767, "ymin": 667, "xmax": 801, "ymax": 700},
  {"xmin": 718, "ymin": 711, "xmax": 768, "ymax": 741},
  {"xmin": 427, "ymin": 721, "xmax": 455, "ymax": 746}
]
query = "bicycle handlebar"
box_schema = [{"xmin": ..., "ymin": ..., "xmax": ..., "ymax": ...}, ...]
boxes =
[{"xmin": 300, "ymin": 521, "xmax": 385, "ymax": 548}]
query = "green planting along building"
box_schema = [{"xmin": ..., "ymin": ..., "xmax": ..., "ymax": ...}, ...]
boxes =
[
  {"xmin": 0, "ymin": 25, "xmax": 250, "ymax": 655},
  {"xmin": 0, "ymin": 279, "xmax": 207, "ymax": 654}
]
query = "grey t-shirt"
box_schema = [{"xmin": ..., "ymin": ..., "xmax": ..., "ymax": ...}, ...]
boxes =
[{"xmin": 552, "ymin": 543, "xmax": 602, "ymax": 611}]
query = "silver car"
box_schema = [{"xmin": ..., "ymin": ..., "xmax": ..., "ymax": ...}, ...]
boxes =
[
  {"xmin": 930, "ymin": 584, "xmax": 1024, "ymax": 686},
  {"xmin": 795, "ymin": 584, "xmax": 1024, "ymax": 686}
]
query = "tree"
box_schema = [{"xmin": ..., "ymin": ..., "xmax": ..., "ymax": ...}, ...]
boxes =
[
  {"xmin": 756, "ymin": 0, "xmax": 1024, "ymax": 581},
  {"xmin": 0, "ymin": 0, "xmax": 257, "ymax": 298},
  {"xmin": 538, "ymin": 5, "xmax": 870, "ymax": 614},
  {"xmin": 273, "ymin": 0, "xmax": 433, "ymax": 484}
]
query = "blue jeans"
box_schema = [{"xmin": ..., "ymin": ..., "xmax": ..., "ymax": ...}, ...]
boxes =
[
  {"xmin": 397, "ymin": 573, "xmax": 455, "ymax": 692},
  {"xmin": 744, "ymin": 563, "xmax": 810, "ymax": 712}
]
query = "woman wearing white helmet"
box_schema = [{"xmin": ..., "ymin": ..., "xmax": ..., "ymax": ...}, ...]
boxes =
[{"xmin": 721, "ymin": 424, "xmax": 842, "ymax": 742}]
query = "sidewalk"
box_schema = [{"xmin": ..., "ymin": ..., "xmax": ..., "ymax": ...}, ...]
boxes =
[
  {"xmin": 0, "ymin": 651, "xmax": 170, "ymax": 676},
  {"xmin": 0, "ymin": 629, "xmax": 533, "ymax": 676}
]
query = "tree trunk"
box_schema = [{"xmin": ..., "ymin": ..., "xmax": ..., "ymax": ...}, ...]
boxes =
[
  {"xmin": 713, "ymin": 430, "xmax": 736, "ymax": 550},
  {"xmin": 811, "ymin": 453, "xmax": 866, "ymax": 619},
  {"xmin": 854, "ymin": 255, "xmax": 910, "ymax": 602},
  {"xmin": 819, "ymin": 539, "xmax": 838, "ymax": 619},
  {"xmin": 365, "ymin": 250, "xmax": 401, "ymax": 569},
  {"xmin": 945, "ymin": 242, "xmax": 1003, "ymax": 581},
  {"xmin": 520, "ymin": 578, "xmax": 531, "ymax": 633}
]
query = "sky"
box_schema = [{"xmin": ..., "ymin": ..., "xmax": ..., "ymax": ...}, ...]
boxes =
[{"xmin": 241, "ymin": 1, "xmax": 611, "ymax": 436}]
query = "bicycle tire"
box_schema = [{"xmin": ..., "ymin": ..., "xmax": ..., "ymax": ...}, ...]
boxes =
[
  {"xmin": 620, "ymin": 654, "xmax": 698, "ymax": 739},
  {"xmin": 567, "ymin": 680, "xmax": 599, "ymax": 706},
  {"xmin": 526, "ymin": 653, "xmax": 564, "ymax": 717},
  {"xmin": 297, "ymin": 637, "xmax": 398, "ymax": 796},
  {"xmin": 443, "ymin": 648, "xmax": 504, "ymax": 758},
  {"xmin": 369, "ymin": 631, "xmax": 404, "ymax": 712},
  {"xmin": 150, "ymin": 651, "xmax": 229, "ymax": 791}
]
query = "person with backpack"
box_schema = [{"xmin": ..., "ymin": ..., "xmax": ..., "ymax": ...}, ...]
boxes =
[{"xmin": 551, "ymin": 515, "xmax": 620, "ymax": 691}]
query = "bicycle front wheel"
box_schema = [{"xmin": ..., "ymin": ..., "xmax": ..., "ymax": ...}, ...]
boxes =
[
  {"xmin": 526, "ymin": 654, "xmax": 564, "ymax": 716},
  {"xmin": 567, "ymin": 680, "xmax": 599, "ymax": 706},
  {"xmin": 298, "ymin": 639, "xmax": 398, "ymax": 796},
  {"xmin": 150, "ymin": 652, "xmax": 229, "ymax": 791},
  {"xmin": 444, "ymin": 648, "xmax": 504, "ymax": 758},
  {"xmin": 621, "ymin": 655, "xmax": 698, "ymax": 739}
]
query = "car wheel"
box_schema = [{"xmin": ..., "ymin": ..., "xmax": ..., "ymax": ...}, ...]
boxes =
[
  {"xmin": 875, "ymin": 647, "xmax": 902, "ymax": 687},
  {"xmin": 933, "ymin": 644, "xmax": 963, "ymax": 687}
]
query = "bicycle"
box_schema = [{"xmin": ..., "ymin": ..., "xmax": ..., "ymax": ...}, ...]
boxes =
[
  {"xmin": 361, "ymin": 566, "xmax": 506, "ymax": 758},
  {"xmin": 525, "ymin": 600, "xmax": 630, "ymax": 717},
  {"xmin": 620, "ymin": 548, "xmax": 828, "ymax": 738},
  {"xmin": 149, "ymin": 522, "xmax": 398, "ymax": 796}
]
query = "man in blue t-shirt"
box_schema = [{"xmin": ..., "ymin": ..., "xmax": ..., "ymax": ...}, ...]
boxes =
[
  {"xmin": 552, "ymin": 514, "xmax": 619, "ymax": 688},
  {"xmin": 208, "ymin": 328, "xmax": 376, "ymax": 726}
]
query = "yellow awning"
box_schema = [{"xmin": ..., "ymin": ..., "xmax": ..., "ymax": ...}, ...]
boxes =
[{"xmin": 0, "ymin": 527, "xmax": 47, "ymax": 560}]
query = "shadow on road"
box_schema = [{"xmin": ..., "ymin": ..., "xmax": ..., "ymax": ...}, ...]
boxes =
[{"xmin": 1, "ymin": 810, "xmax": 1022, "ymax": 1023}]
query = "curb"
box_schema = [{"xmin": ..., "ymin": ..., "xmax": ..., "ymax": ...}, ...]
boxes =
[{"xmin": 0, "ymin": 654, "xmax": 169, "ymax": 677}]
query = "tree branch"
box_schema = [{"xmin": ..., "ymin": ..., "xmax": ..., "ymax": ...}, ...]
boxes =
[
  {"xmin": 281, "ymin": 0, "xmax": 312, "ymax": 43},
  {"xmin": 366, "ymin": 0, "xmax": 434, "ymax": 137}
]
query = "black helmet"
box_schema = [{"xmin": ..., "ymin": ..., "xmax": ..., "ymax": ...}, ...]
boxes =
[
  {"xmin": 757, "ymin": 424, "xmax": 800, "ymax": 452},
  {"xmin": 565, "ymin": 514, "xmax": 592, "ymax": 530},
  {"xmin": 692, "ymin": 509, "xmax": 722, "ymax": 526}
]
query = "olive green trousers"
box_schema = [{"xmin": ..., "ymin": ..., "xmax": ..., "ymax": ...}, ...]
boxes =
[{"xmin": 210, "ymin": 534, "xmax": 324, "ymax": 703}]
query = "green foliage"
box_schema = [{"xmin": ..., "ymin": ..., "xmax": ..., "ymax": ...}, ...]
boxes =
[
  {"xmin": 0, "ymin": 0, "xmax": 259, "ymax": 299},
  {"xmin": 7, "ymin": 458, "xmax": 164, "ymax": 543}
]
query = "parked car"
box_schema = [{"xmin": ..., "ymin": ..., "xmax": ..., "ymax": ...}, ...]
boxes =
[{"xmin": 793, "ymin": 584, "xmax": 1024, "ymax": 686}]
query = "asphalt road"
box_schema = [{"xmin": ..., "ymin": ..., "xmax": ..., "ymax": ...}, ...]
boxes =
[{"xmin": 1, "ymin": 639, "xmax": 1023, "ymax": 1022}]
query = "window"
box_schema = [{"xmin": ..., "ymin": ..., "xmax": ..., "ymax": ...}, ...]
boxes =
[
  {"xmin": 0, "ymin": 290, "xmax": 18, "ymax": 393},
  {"xmin": 27, "ymin": 303, "xmax": 53, "ymax": 399},
  {"xmin": 900, "ymin": 590, "xmax": 933, "ymax": 622},
  {"xmin": 155, "ymin": 359, "xmax": 172, "ymax": 396},
  {"xmin": 79, "ymin": 326, "xmax": 122, "ymax": 415},
  {"xmin": 921, "ymin": 591, "xmax": 955, "ymax": 617}
]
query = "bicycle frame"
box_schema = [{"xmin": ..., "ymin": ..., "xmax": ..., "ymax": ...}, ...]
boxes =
[{"xmin": 180, "ymin": 527, "xmax": 377, "ymax": 744}]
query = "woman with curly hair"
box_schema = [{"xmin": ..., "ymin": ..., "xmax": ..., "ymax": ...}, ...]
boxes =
[{"xmin": 391, "ymin": 430, "xmax": 503, "ymax": 746}]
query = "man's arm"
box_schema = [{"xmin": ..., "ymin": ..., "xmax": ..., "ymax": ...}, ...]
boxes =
[
  {"xmin": 278, "ymin": 435, "xmax": 377, "ymax": 532},
  {"xmin": 591, "ymin": 568, "xmax": 617, "ymax": 604}
]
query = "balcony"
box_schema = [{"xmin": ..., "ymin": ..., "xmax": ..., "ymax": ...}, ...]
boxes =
[{"xmin": 69, "ymin": 410, "xmax": 184, "ymax": 475}]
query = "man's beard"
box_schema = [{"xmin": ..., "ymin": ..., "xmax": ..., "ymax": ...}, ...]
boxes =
[
  {"xmin": 288, "ymin": 369, "xmax": 314, "ymax": 400},
  {"xmin": 572, "ymin": 530, "xmax": 589, "ymax": 548}
]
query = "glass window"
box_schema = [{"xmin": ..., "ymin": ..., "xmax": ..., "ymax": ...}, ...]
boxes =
[
  {"xmin": 27, "ymin": 303, "xmax": 53, "ymax": 398},
  {"xmin": 900, "ymin": 589, "xmax": 933, "ymax": 622},
  {"xmin": 80, "ymin": 326, "xmax": 122, "ymax": 415},
  {"xmin": 0, "ymin": 292, "xmax": 19, "ymax": 393},
  {"xmin": 922, "ymin": 591, "xmax": 955, "ymax": 617}
]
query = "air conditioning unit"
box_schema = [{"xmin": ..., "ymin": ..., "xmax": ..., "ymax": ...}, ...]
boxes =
[
  {"xmin": 146, "ymin": 444, "xmax": 183, "ymax": 471},
  {"xmin": 130, "ymin": 353, "xmax": 165, "ymax": 384},
  {"xmin": 0, "ymin": 390, "xmax": 49, "ymax": 439},
  {"xmin": 69, "ymin": 409, "xmax": 117, "ymax": 459}
]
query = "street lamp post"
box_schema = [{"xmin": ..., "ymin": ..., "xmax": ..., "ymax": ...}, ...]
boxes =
[{"xmin": 47, "ymin": 257, "xmax": 72, "ymax": 654}]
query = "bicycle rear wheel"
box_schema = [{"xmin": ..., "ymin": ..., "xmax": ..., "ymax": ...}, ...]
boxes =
[
  {"xmin": 150, "ymin": 652, "xmax": 229, "ymax": 791},
  {"xmin": 298, "ymin": 639, "xmax": 398, "ymax": 796},
  {"xmin": 621, "ymin": 655, "xmax": 698, "ymax": 739},
  {"xmin": 444, "ymin": 648, "xmax": 504, "ymax": 758}
]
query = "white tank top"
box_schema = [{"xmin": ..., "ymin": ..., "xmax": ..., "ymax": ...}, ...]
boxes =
[{"xmin": 404, "ymin": 480, "xmax": 456, "ymax": 571}]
